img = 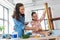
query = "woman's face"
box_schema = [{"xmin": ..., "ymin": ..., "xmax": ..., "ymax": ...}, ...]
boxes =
[
  {"xmin": 19, "ymin": 6, "xmax": 25, "ymax": 14},
  {"xmin": 32, "ymin": 13, "xmax": 38, "ymax": 21}
]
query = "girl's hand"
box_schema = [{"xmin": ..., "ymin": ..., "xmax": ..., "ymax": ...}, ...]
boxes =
[{"xmin": 33, "ymin": 27, "xmax": 39, "ymax": 32}]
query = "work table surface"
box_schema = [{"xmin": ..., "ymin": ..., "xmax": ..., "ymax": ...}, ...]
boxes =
[{"xmin": 0, "ymin": 30, "xmax": 60, "ymax": 40}]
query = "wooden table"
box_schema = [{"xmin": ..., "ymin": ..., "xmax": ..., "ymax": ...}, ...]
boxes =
[
  {"xmin": 0, "ymin": 36, "xmax": 60, "ymax": 40},
  {"xmin": 1, "ymin": 30, "xmax": 60, "ymax": 40}
]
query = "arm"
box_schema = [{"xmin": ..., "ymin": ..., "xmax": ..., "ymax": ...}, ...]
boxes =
[
  {"xmin": 39, "ymin": 11, "xmax": 46, "ymax": 22},
  {"xmin": 25, "ymin": 26, "xmax": 34, "ymax": 30},
  {"xmin": 25, "ymin": 22, "xmax": 35, "ymax": 30}
]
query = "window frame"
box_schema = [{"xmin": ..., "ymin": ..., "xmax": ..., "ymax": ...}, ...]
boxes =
[{"xmin": 0, "ymin": 4, "xmax": 9, "ymax": 34}]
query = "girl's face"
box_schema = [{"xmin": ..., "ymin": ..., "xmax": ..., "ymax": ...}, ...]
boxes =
[
  {"xmin": 32, "ymin": 13, "xmax": 38, "ymax": 21},
  {"xmin": 19, "ymin": 6, "xmax": 25, "ymax": 14}
]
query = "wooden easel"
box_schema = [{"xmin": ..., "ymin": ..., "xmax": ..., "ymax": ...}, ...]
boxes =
[
  {"xmin": 44, "ymin": 2, "xmax": 60, "ymax": 30},
  {"xmin": 44, "ymin": 3, "xmax": 54, "ymax": 30},
  {"xmin": 44, "ymin": 3, "xmax": 55, "ymax": 40}
]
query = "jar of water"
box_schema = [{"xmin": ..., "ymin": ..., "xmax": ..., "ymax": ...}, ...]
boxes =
[{"xmin": 11, "ymin": 31, "xmax": 18, "ymax": 38}]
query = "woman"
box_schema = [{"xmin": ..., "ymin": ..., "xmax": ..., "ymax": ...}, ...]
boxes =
[
  {"xmin": 12, "ymin": 3, "xmax": 25, "ymax": 37},
  {"xmin": 12, "ymin": 3, "xmax": 35, "ymax": 37}
]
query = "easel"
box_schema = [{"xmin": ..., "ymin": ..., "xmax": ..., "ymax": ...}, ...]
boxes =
[
  {"xmin": 44, "ymin": 3, "xmax": 52, "ymax": 31},
  {"xmin": 44, "ymin": 3, "xmax": 55, "ymax": 40}
]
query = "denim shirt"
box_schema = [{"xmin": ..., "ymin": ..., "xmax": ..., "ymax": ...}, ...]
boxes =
[{"xmin": 13, "ymin": 16, "xmax": 25, "ymax": 37}]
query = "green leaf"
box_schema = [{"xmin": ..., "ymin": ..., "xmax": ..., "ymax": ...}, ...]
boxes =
[{"xmin": 0, "ymin": 26, "xmax": 5, "ymax": 31}]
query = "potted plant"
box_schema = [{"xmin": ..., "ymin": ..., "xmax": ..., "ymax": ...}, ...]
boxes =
[
  {"xmin": 0, "ymin": 26, "xmax": 4, "ymax": 31},
  {"xmin": 0, "ymin": 26, "xmax": 4, "ymax": 38}
]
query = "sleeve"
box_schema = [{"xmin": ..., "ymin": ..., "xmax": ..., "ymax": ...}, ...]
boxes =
[
  {"xmin": 13, "ymin": 18, "xmax": 25, "ymax": 30},
  {"xmin": 39, "ymin": 11, "xmax": 46, "ymax": 22},
  {"xmin": 26, "ymin": 22, "xmax": 32, "ymax": 27}
]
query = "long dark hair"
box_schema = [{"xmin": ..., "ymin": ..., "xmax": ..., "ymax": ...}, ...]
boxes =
[{"xmin": 12, "ymin": 3, "xmax": 25, "ymax": 21}]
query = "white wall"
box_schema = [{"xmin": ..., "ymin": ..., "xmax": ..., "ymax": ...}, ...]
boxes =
[
  {"xmin": 13, "ymin": 0, "xmax": 32, "ymax": 5},
  {"xmin": 51, "ymin": 4, "xmax": 60, "ymax": 30}
]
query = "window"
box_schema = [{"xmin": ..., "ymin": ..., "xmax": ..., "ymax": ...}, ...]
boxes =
[
  {"xmin": 32, "ymin": 9, "xmax": 49, "ymax": 30},
  {"xmin": 0, "ymin": 20, "xmax": 3, "ymax": 26},
  {"xmin": 0, "ymin": 5, "xmax": 9, "ymax": 34},
  {"xmin": 0, "ymin": 5, "xmax": 3, "ymax": 34},
  {"xmin": 4, "ymin": 8, "xmax": 8, "ymax": 20},
  {"xmin": 0, "ymin": 5, "xmax": 3, "ymax": 19},
  {"xmin": 4, "ymin": 8, "xmax": 9, "ymax": 34},
  {"xmin": 0, "ymin": 20, "xmax": 3, "ymax": 34},
  {"xmin": 4, "ymin": 21, "xmax": 8, "ymax": 34}
]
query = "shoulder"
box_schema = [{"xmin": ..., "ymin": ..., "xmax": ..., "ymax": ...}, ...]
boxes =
[
  {"xmin": 13, "ymin": 18, "xmax": 18, "ymax": 22},
  {"xmin": 13, "ymin": 18, "xmax": 21, "ymax": 23}
]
